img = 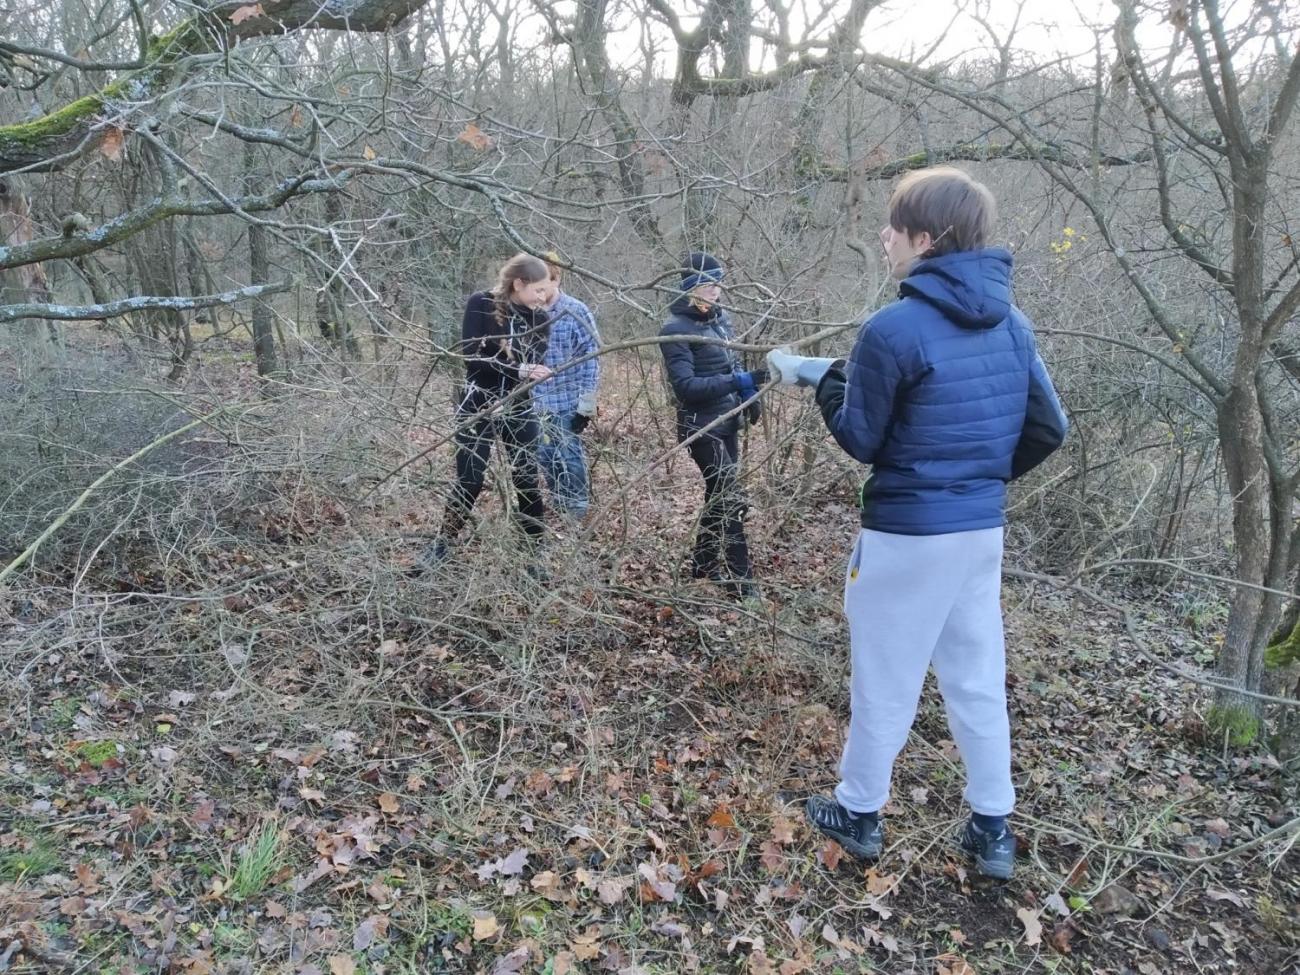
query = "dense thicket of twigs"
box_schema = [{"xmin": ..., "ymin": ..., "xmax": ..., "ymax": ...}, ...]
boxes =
[{"xmin": 1, "ymin": 1, "xmax": 1298, "ymax": 972}]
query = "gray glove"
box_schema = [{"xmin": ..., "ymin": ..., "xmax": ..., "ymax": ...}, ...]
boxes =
[{"xmin": 766, "ymin": 347, "xmax": 845, "ymax": 388}]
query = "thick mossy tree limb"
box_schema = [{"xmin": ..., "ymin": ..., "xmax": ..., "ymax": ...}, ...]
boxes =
[
  {"xmin": 1266, "ymin": 618, "xmax": 1300, "ymax": 669},
  {"xmin": 805, "ymin": 142, "xmax": 1156, "ymax": 182},
  {"xmin": 0, "ymin": 0, "xmax": 430, "ymax": 174},
  {"xmin": 0, "ymin": 79, "xmax": 144, "ymax": 173}
]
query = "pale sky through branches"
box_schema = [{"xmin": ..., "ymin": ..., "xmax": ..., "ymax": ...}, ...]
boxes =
[
  {"xmin": 595, "ymin": 0, "xmax": 1282, "ymax": 78},
  {"xmin": 868, "ymin": 0, "xmax": 1121, "ymax": 63}
]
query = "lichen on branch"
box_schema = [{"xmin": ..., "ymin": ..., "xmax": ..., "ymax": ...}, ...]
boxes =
[{"xmin": 0, "ymin": 0, "xmax": 430, "ymax": 174}]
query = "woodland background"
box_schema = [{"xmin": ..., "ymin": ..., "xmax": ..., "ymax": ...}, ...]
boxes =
[{"xmin": 1, "ymin": 0, "xmax": 1298, "ymax": 972}]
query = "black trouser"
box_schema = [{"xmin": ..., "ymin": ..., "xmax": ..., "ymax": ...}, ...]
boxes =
[
  {"xmin": 440, "ymin": 399, "xmax": 544, "ymax": 543},
  {"xmin": 686, "ymin": 430, "xmax": 752, "ymax": 580}
]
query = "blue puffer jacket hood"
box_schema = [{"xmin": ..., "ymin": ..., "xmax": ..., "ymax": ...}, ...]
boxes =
[
  {"xmin": 815, "ymin": 247, "xmax": 1068, "ymax": 535},
  {"xmin": 900, "ymin": 248, "xmax": 1013, "ymax": 329}
]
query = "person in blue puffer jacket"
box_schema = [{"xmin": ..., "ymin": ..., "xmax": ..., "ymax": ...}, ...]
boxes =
[{"xmin": 769, "ymin": 167, "xmax": 1068, "ymax": 879}]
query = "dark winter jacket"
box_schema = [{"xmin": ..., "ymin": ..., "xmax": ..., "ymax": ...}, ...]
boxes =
[
  {"xmin": 660, "ymin": 296, "xmax": 745, "ymax": 439},
  {"xmin": 459, "ymin": 290, "xmax": 549, "ymax": 402},
  {"xmin": 816, "ymin": 248, "xmax": 1068, "ymax": 535}
]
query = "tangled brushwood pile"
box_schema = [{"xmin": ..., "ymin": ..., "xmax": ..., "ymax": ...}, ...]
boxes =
[{"xmin": 1, "ymin": 354, "xmax": 1297, "ymax": 975}]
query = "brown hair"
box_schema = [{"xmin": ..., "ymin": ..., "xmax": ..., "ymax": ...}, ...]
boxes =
[
  {"xmin": 888, "ymin": 167, "xmax": 996, "ymax": 257},
  {"xmin": 492, "ymin": 252, "xmax": 549, "ymax": 329},
  {"xmin": 542, "ymin": 249, "xmax": 564, "ymax": 282}
]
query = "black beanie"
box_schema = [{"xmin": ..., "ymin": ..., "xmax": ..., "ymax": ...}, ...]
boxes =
[{"xmin": 680, "ymin": 251, "xmax": 725, "ymax": 292}]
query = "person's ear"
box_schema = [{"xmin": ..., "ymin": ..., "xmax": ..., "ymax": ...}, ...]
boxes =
[{"xmin": 912, "ymin": 230, "xmax": 933, "ymax": 255}]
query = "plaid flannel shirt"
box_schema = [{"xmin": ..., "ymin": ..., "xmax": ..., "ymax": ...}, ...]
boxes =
[{"xmin": 534, "ymin": 292, "xmax": 600, "ymax": 415}]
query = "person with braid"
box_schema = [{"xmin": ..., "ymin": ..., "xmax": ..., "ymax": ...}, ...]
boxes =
[{"xmin": 415, "ymin": 253, "xmax": 553, "ymax": 572}]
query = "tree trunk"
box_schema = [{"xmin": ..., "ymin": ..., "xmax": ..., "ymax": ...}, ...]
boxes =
[
  {"xmin": 1266, "ymin": 555, "xmax": 1300, "ymax": 758},
  {"xmin": 129, "ymin": 228, "xmax": 190, "ymax": 379},
  {"xmin": 1272, "ymin": 555, "xmax": 1300, "ymax": 651},
  {"xmin": 494, "ymin": 5, "xmax": 514, "ymax": 94},
  {"xmin": 571, "ymin": 0, "xmax": 661, "ymax": 249},
  {"xmin": 248, "ymin": 220, "xmax": 279, "ymax": 378},
  {"xmin": 1211, "ymin": 382, "xmax": 1278, "ymax": 741},
  {"xmin": 243, "ymin": 142, "xmax": 279, "ymax": 378},
  {"xmin": 783, "ymin": 0, "xmax": 874, "ymax": 237},
  {"xmin": 315, "ymin": 192, "xmax": 359, "ymax": 359},
  {"xmin": 1207, "ymin": 144, "xmax": 1296, "ymax": 741},
  {"xmin": 0, "ymin": 177, "xmax": 59, "ymax": 375}
]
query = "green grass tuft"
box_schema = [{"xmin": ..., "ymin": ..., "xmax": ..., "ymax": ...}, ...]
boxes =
[{"xmin": 227, "ymin": 820, "xmax": 285, "ymax": 900}]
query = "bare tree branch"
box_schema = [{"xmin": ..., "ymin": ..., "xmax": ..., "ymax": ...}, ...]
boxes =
[
  {"xmin": 0, "ymin": 406, "xmax": 235, "ymax": 588},
  {"xmin": 1263, "ymin": 278, "xmax": 1300, "ymax": 343},
  {"xmin": 0, "ymin": 0, "xmax": 432, "ymax": 174},
  {"xmin": 0, "ymin": 39, "xmax": 144, "ymax": 72},
  {"xmin": 870, "ymin": 59, "xmax": 1233, "ymax": 398},
  {"xmin": 1184, "ymin": 0, "xmax": 1249, "ymax": 165},
  {"xmin": 0, "ymin": 173, "xmax": 350, "ymax": 271},
  {"xmin": 1271, "ymin": 339, "xmax": 1300, "ymax": 385},
  {"xmin": 1263, "ymin": 35, "xmax": 1300, "ymax": 150},
  {"xmin": 817, "ymin": 140, "xmax": 1154, "ymax": 182},
  {"xmin": 0, "ymin": 282, "xmax": 288, "ymax": 323}
]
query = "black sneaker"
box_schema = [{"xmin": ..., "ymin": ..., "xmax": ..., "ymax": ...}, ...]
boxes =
[
  {"xmin": 805, "ymin": 795, "xmax": 883, "ymax": 861},
  {"xmin": 957, "ymin": 819, "xmax": 1017, "ymax": 879},
  {"xmin": 407, "ymin": 538, "xmax": 451, "ymax": 576},
  {"xmin": 689, "ymin": 561, "xmax": 723, "ymax": 582}
]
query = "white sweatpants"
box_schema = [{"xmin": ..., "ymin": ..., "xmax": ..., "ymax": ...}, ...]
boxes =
[{"xmin": 834, "ymin": 527, "xmax": 1015, "ymax": 817}]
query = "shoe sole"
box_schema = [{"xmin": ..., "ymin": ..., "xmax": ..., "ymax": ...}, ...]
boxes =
[
  {"xmin": 956, "ymin": 839, "xmax": 1014, "ymax": 880},
  {"xmin": 805, "ymin": 808, "xmax": 882, "ymax": 862}
]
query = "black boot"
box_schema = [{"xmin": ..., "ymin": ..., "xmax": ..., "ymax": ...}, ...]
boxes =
[
  {"xmin": 519, "ymin": 529, "xmax": 549, "ymax": 583},
  {"xmin": 725, "ymin": 578, "xmax": 766, "ymax": 606},
  {"xmin": 407, "ymin": 538, "xmax": 452, "ymax": 576},
  {"xmin": 690, "ymin": 559, "xmax": 724, "ymax": 582}
]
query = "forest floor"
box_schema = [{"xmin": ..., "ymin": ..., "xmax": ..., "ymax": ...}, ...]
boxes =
[{"xmin": 0, "ymin": 346, "xmax": 1297, "ymax": 975}]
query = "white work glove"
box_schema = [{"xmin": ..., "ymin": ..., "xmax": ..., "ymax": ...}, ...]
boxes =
[
  {"xmin": 576, "ymin": 391, "xmax": 597, "ymax": 417},
  {"xmin": 766, "ymin": 347, "xmax": 844, "ymax": 388}
]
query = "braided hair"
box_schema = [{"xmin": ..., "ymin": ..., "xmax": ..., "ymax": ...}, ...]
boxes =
[{"xmin": 492, "ymin": 253, "xmax": 550, "ymax": 335}]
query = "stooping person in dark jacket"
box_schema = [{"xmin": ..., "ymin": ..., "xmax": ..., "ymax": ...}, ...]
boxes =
[
  {"xmin": 768, "ymin": 167, "xmax": 1068, "ymax": 879},
  {"xmin": 659, "ymin": 252, "xmax": 768, "ymax": 603},
  {"xmin": 415, "ymin": 253, "xmax": 554, "ymax": 572}
]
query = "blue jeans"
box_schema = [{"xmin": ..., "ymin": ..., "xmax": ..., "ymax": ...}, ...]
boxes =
[{"xmin": 537, "ymin": 412, "xmax": 590, "ymax": 517}]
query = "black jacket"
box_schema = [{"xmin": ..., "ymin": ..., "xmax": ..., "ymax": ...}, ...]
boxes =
[
  {"xmin": 660, "ymin": 296, "xmax": 743, "ymax": 438},
  {"xmin": 459, "ymin": 290, "xmax": 550, "ymax": 400}
]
